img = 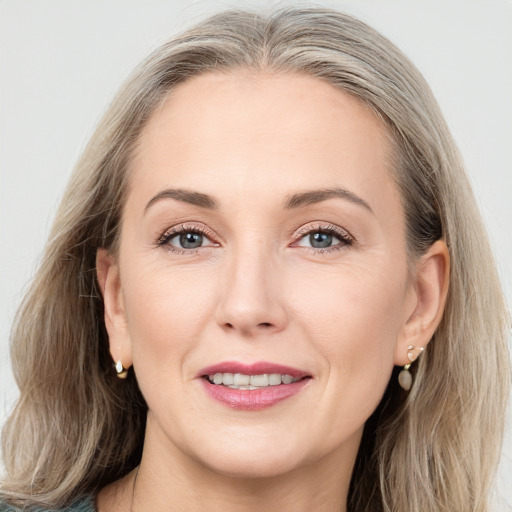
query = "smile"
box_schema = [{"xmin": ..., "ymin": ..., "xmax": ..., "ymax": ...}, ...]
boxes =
[
  {"xmin": 199, "ymin": 362, "xmax": 312, "ymax": 410},
  {"xmin": 206, "ymin": 372, "xmax": 302, "ymax": 389}
]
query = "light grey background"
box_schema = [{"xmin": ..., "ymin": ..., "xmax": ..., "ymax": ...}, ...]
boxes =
[{"xmin": 1, "ymin": 0, "xmax": 511, "ymax": 508}]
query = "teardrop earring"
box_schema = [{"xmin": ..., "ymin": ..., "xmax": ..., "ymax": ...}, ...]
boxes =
[
  {"xmin": 398, "ymin": 345, "xmax": 424, "ymax": 391},
  {"xmin": 114, "ymin": 360, "xmax": 128, "ymax": 379}
]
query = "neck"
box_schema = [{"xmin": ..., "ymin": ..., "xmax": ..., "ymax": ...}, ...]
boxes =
[{"xmin": 98, "ymin": 414, "xmax": 361, "ymax": 512}]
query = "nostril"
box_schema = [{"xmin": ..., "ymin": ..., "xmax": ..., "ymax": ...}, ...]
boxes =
[{"xmin": 259, "ymin": 322, "xmax": 272, "ymax": 328}]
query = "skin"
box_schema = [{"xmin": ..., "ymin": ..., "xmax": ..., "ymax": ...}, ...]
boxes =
[{"xmin": 96, "ymin": 72, "xmax": 449, "ymax": 512}]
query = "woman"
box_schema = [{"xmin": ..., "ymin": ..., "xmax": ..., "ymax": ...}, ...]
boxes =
[{"xmin": 0, "ymin": 7, "xmax": 509, "ymax": 512}]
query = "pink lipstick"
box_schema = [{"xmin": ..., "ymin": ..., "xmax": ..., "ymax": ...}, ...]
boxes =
[{"xmin": 198, "ymin": 361, "xmax": 311, "ymax": 411}]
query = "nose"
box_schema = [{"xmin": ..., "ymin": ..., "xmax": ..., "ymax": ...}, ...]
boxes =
[{"xmin": 215, "ymin": 244, "xmax": 288, "ymax": 337}]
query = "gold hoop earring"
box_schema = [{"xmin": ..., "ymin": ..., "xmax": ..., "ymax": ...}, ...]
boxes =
[
  {"xmin": 398, "ymin": 345, "xmax": 424, "ymax": 391},
  {"xmin": 115, "ymin": 360, "xmax": 128, "ymax": 379}
]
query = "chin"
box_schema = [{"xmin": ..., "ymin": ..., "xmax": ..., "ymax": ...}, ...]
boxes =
[
  {"xmin": 188, "ymin": 432, "xmax": 309, "ymax": 479},
  {"xmin": 202, "ymin": 452, "xmax": 304, "ymax": 480}
]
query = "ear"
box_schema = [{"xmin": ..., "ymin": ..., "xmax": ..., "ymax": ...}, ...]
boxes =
[
  {"xmin": 96, "ymin": 249, "xmax": 133, "ymax": 370},
  {"xmin": 395, "ymin": 240, "xmax": 450, "ymax": 365}
]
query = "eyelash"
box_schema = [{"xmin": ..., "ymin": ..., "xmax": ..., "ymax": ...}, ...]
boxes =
[
  {"xmin": 157, "ymin": 223, "xmax": 217, "ymax": 255},
  {"xmin": 293, "ymin": 222, "xmax": 353, "ymax": 254},
  {"xmin": 157, "ymin": 222, "xmax": 354, "ymax": 255}
]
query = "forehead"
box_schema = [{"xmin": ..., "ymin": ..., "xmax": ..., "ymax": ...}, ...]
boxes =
[{"xmin": 129, "ymin": 71, "xmax": 399, "ymax": 216}]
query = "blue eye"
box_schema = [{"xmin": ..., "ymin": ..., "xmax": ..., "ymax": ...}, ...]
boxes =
[
  {"xmin": 158, "ymin": 223, "xmax": 352, "ymax": 255},
  {"xmin": 294, "ymin": 225, "xmax": 353, "ymax": 252},
  {"xmin": 296, "ymin": 230, "xmax": 340, "ymax": 249},
  {"xmin": 309, "ymin": 232, "xmax": 334, "ymax": 249},
  {"xmin": 172, "ymin": 232, "xmax": 204, "ymax": 249},
  {"xmin": 158, "ymin": 225, "xmax": 217, "ymax": 252}
]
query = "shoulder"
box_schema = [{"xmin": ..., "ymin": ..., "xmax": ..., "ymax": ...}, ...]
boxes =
[{"xmin": 0, "ymin": 495, "xmax": 96, "ymax": 512}]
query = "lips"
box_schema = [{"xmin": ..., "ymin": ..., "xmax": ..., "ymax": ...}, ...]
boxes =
[{"xmin": 198, "ymin": 361, "xmax": 312, "ymax": 410}]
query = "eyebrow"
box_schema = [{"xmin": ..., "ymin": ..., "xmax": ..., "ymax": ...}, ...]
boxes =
[
  {"xmin": 144, "ymin": 186, "xmax": 372, "ymax": 214},
  {"xmin": 145, "ymin": 188, "xmax": 218, "ymax": 212},
  {"xmin": 284, "ymin": 187, "xmax": 373, "ymax": 213}
]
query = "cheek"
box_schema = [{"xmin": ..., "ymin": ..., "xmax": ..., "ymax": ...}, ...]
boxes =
[
  {"xmin": 293, "ymin": 258, "xmax": 406, "ymax": 353},
  {"xmin": 121, "ymin": 261, "xmax": 219, "ymax": 375},
  {"xmin": 290, "ymin": 259, "xmax": 406, "ymax": 417}
]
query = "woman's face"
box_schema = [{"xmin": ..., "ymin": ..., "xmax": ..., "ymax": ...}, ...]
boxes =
[{"xmin": 103, "ymin": 72, "xmax": 420, "ymax": 478}]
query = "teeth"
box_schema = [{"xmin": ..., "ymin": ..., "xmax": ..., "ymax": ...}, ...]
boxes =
[
  {"xmin": 250, "ymin": 374, "xmax": 269, "ymax": 386},
  {"xmin": 233, "ymin": 373, "xmax": 250, "ymax": 386},
  {"xmin": 222, "ymin": 373, "xmax": 234, "ymax": 385},
  {"xmin": 208, "ymin": 372, "xmax": 302, "ymax": 388},
  {"xmin": 269, "ymin": 373, "xmax": 282, "ymax": 386}
]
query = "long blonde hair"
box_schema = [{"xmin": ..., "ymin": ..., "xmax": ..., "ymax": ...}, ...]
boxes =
[{"xmin": 1, "ymin": 7, "xmax": 509, "ymax": 511}]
